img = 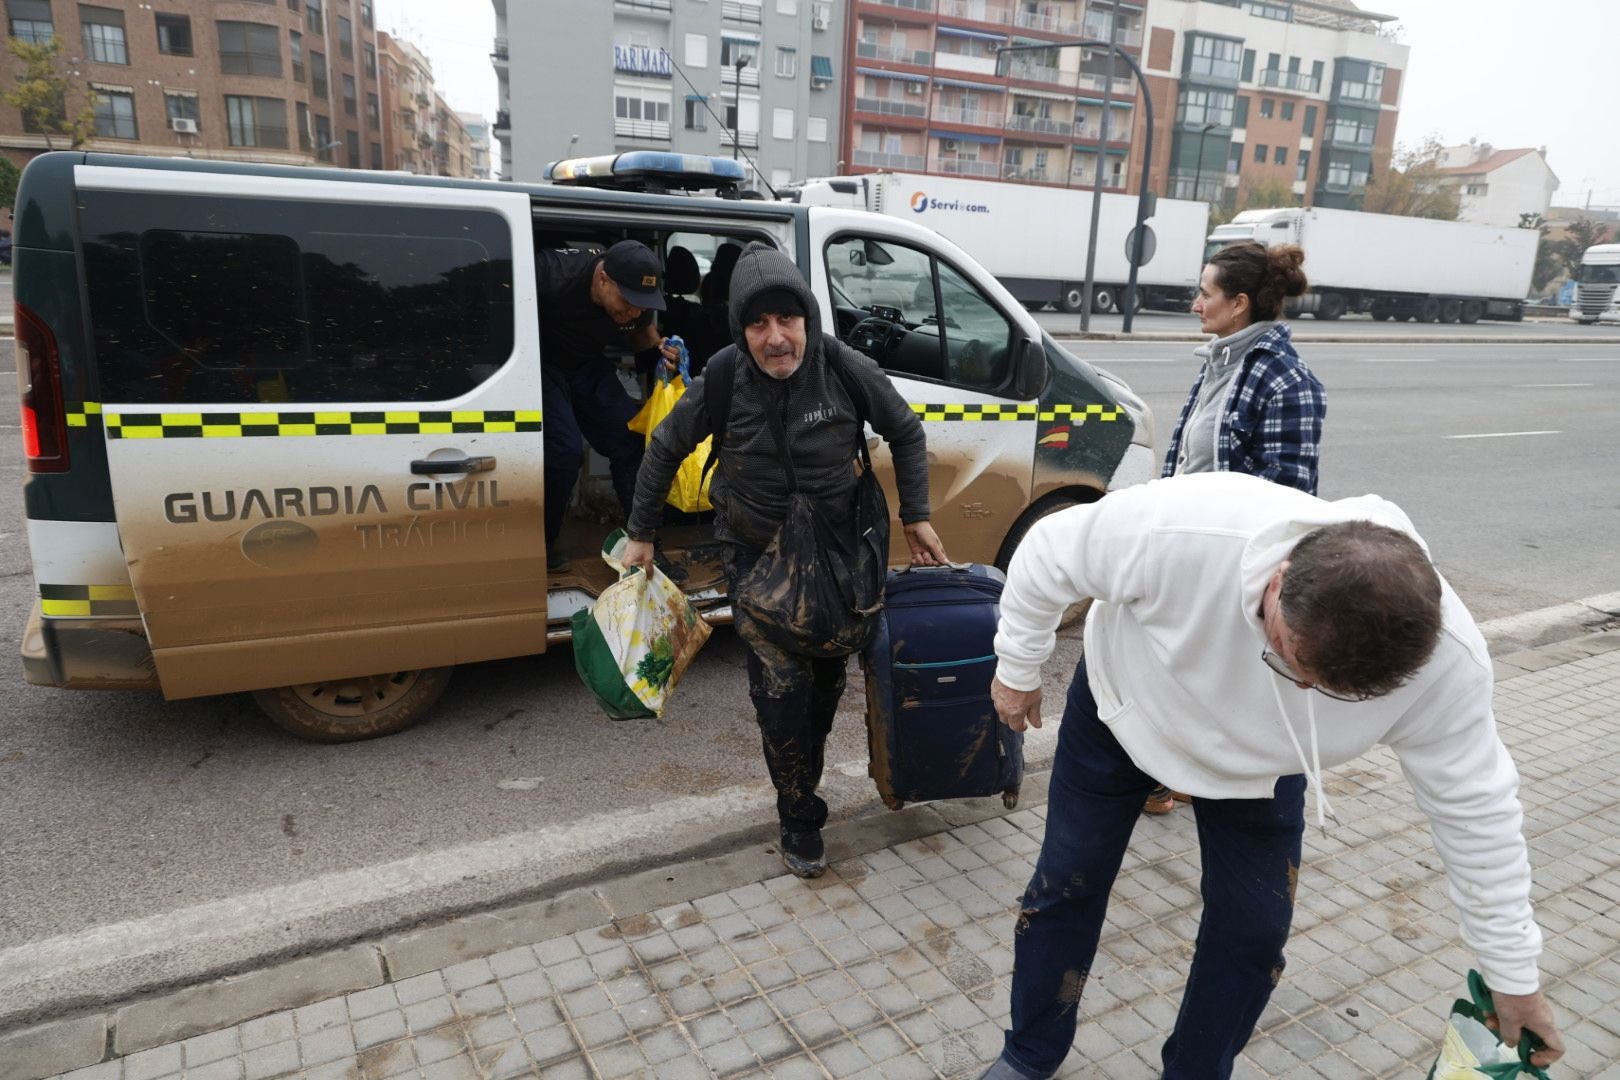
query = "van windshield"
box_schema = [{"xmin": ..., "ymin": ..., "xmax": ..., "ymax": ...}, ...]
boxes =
[{"xmin": 1577, "ymin": 263, "xmax": 1620, "ymax": 285}]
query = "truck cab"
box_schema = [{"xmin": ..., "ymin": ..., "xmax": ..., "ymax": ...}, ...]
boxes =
[
  {"xmin": 15, "ymin": 150, "xmax": 1152, "ymax": 741},
  {"xmin": 1570, "ymin": 244, "xmax": 1620, "ymax": 324}
]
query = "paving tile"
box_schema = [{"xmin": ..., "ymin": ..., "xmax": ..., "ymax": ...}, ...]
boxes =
[
  {"xmin": 182, "ymin": 1028, "xmax": 241, "ymax": 1067},
  {"xmin": 299, "ymin": 1022, "xmax": 358, "ymax": 1067},
  {"xmin": 182, "ymin": 1059, "xmax": 242, "ymax": 1080},
  {"xmin": 123, "ymin": 1045, "xmax": 183, "ymax": 1080},
  {"xmin": 237, "ymin": 1013, "xmax": 296, "ymax": 1053},
  {"xmin": 293, "ymin": 997, "xmax": 349, "ymax": 1035}
]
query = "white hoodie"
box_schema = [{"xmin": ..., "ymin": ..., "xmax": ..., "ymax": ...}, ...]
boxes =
[{"xmin": 993, "ymin": 472, "xmax": 1542, "ymax": 994}]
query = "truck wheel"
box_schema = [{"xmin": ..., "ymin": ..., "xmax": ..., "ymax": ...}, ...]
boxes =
[
  {"xmin": 1313, "ymin": 293, "xmax": 1346, "ymax": 320},
  {"xmin": 1370, "ymin": 309, "xmax": 1392, "ymax": 321},
  {"xmin": 1092, "ymin": 286, "xmax": 1117, "ymax": 313},
  {"xmin": 1439, "ymin": 299, "xmax": 1462, "ymax": 324},
  {"xmin": 253, "ymin": 667, "xmax": 453, "ymax": 743},
  {"xmin": 1458, "ymin": 300, "xmax": 1483, "ymax": 324},
  {"xmin": 1114, "ymin": 290, "xmax": 1143, "ymax": 314},
  {"xmin": 1058, "ymin": 284, "xmax": 1086, "ymax": 313},
  {"xmin": 1416, "ymin": 298, "xmax": 1441, "ymax": 323},
  {"xmin": 997, "ymin": 491, "xmax": 1103, "ymax": 629}
]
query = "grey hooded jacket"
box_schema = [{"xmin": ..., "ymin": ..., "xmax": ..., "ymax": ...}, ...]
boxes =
[{"xmin": 627, "ymin": 242, "xmax": 932, "ymax": 549}]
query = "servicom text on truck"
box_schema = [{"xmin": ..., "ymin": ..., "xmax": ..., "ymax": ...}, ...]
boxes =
[
  {"xmin": 14, "ymin": 150, "xmax": 1153, "ymax": 742},
  {"xmin": 1207, "ymin": 206, "xmax": 1537, "ymax": 323},
  {"xmin": 787, "ymin": 171, "xmax": 1209, "ymax": 315}
]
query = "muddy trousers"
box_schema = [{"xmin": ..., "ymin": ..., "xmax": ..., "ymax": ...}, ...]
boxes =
[
  {"xmin": 542, "ymin": 359, "xmax": 645, "ymax": 548},
  {"xmin": 998, "ymin": 660, "xmax": 1306, "ymax": 1080},
  {"xmin": 728, "ymin": 546, "xmax": 850, "ymax": 835}
]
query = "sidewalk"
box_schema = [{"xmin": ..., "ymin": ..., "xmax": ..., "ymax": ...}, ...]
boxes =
[{"xmin": 12, "ymin": 628, "xmax": 1620, "ymax": 1080}]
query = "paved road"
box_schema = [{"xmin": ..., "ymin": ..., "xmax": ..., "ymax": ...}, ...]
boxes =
[
  {"xmin": 1, "ymin": 336, "xmax": 1617, "ymax": 1027},
  {"xmin": 1035, "ymin": 308, "xmax": 1617, "ymax": 338}
]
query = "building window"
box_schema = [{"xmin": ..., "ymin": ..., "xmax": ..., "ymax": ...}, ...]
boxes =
[
  {"xmin": 287, "ymin": 0, "xmax": 299, "ymax": 9},
  {"xmin": 314, "ymin": 112, "xmax": 332, "ymax": 160},
  {"xmin": 370, "ymin": 140, "xmax": 382, "ymax": 169},
  {"xmin": 776, "ymin": 0, "xmax": 797, "ymax": 12},
  {"xmin": 226, "ymin": 94, "xmax": 288, "ymax": 147},
  {"xmin": 342, "ymin": 73, "xmax": 356, "ymax": 116},
  {"xmin": 1176, "ymin": 87, "xmax": 1234, "ymax": 127},
  {"xmin": 364, "ymin": 43, "xmax": 377, "ymax": 79},
  {"xmin": 337, "ymin": 14, "xmax": 352, "ymax": 58},
  {"xmin": 81, "ymin": 6, "xmax": 129, "ymax": 65},
  {"xmin": 685, "ymin": 33, "xmax": 708, "ymax": 67},
  {"xmin": 1227, "ymin": 141, "xmax": 1243, "ymax": 171},
  {"xmin": 1274, "ymin": 145, "xmax": 1286, "ymax": 165},
  {"xmin": 771, "ymin": 106, "xmax": 793, "ymax": 139},
  {"xmin": 8, "ymin": 0, "xmax": 54, "ymax": 44},
  {"xmin": 1258, "ymin": 97, "xmax": 1274, "ymax": 119},
  {"xmin": 720, "ymin": 37, "xmax": 756, "ymax": 68},
  {"xmin": 290, "ymin": 30, "xmax": 304, "ymax": 81},
  {"xmin": 91, "ymin": 86, "xmax": 137, "ymax": 138},
  {"xmin": 1233, "ymin": 95, "xmax": 1248, "ymax": 128},
  {"xmin": 366, "ymin": 91, "xmax": 380, "ymax": 126},
  {"xmin": 810, "ymin": 54, "xmax": 833, "ymax": 86},
  {"xmin": 1281, "ymin": 100, "xmax": 1294, "ymax": 121},
  {"xmin": 775, "ymin": 46, "xmax": 796, "ymax": 78},
  {"xmin": 1465, "ymin": 183, "xmax": 1487, "ymax": 196},
  {"xmin": 346, "ymin": 130, "xmax": 359, "ymax": 166},
  {"xmin": 1295, "ymin": 148, "xmax": 1310, "ymax": 183},
  {"xmin": 305, "ymin": 0, "xmax": 323, "ymax": 36},
  {"xmin": 1240, "ymin": 48, "xmax": 1254, "ymax": 82},
  {"xmin": 1186, "ymin": 34, "xmax": 1241, "ymax": 81},
  {"xmin": 683, "ymin": 97, "xmax": 707, "ymax": 130},
  {"xmin": 1253, "ymin": 143, "xmax": 1267, "ymax": 163},
  {"xmin": 155, "ymin": 12, "xmax": 193, "ymax": 56},
  {"xmin": 1336, "ymin": 59, "xmax": 1384, "ymax": 102},
  {"xmin": 218, "ymin": 21, "xmax": 282, "ymax": 76},
  {"xmin": 807, "ymin": 115, "xmax": 827, "ymax": 142},
  {"xmin": 614, "ymin": 87, "xmax": 671, "ymax": 139},
  {"xmin": 1303, "ymin": 104, "xmax": 1318, "ymax": 134},
  {"xmin": 310, "ymin": 50, "xmax": 327, "ymax": 98},
  {"xmin": 164, "ymin": 90, "xmax": 199, "ymax": 129},
  {"xmin": 296, "ymin": 101, "xmax": 311, "ymax": 149}
]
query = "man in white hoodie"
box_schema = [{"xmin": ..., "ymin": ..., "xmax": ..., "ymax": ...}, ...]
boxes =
[{"xmin": 979, "ymin": 472, "xmax": 1563, "ymax": 1080}]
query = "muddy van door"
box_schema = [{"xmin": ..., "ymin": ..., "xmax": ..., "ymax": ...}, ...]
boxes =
[{"xmin": 76, "ymin": 164, "xmax": 546, "ymax": 702}]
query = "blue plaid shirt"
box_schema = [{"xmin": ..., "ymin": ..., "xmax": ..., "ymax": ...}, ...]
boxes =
[{"xmin": 1161, "ymin": 323, "xmax": 1325, "ymax": 495}]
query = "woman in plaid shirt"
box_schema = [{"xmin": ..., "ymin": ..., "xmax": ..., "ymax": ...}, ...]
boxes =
[{"xmin": 1143, "ymin": 240, "xmax": 1325, "ymax": 814}]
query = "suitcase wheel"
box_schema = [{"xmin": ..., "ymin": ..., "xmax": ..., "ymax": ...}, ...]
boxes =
[
  {"xmin": 1002, "ymin": 790, "xmax": 1019, "ymax": 810},
  {"xmin": 882, "ymin": 794, "xmax": 905, "ymax": 811}
]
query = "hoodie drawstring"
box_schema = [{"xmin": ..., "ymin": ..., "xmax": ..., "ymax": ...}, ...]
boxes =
[{"xmin": 1268, "ymin": 677, "xmax": 1338, "ymax": 830}]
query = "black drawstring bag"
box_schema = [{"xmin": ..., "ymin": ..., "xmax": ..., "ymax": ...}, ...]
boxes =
[{"xmin": 733, "ymin": 395, "xmax": 889, "ymax": 658}]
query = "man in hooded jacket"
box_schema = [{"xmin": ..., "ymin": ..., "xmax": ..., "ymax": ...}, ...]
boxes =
[
  {"xmin": 623, "ymin": 242, "xmax": 948, "ymax": 878},
  {"xmin": 979, "ymin": 471, "xmax": 1564, "ymax": 1079}
]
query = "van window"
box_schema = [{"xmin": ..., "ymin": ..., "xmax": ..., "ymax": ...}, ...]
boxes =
[{"xmin": 80, "ymin": 192, "xmax": 515, "ymax": 404}]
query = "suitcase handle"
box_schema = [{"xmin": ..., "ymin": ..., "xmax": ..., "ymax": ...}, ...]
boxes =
[{"xmin": 898, "ymin": 561, "xmax": 976, "ymax": 573}]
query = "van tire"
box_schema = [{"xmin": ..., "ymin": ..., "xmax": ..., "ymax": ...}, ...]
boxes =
[
  {"xmin": 996, "ymin": 490, "xmax": 1103, "ymax": 629},
  {"xmin": 253, "ymin": 667, "xmax": 454, "ymax": 742}
]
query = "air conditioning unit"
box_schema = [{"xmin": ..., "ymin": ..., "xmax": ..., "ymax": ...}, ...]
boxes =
[
  {"xmin": 171, "ymin": 117, "xmax": 198, "ymax": 134},
  {"xmin": 941, "ymin": 138, "xmax": 960, "ymax": 151},
  {"xmin": 812, "ymin": 10, "xmax": 830, "ymax": 29},
  {"xmin": 904, "ymin": 81, "xmax": 924, "ymax": 95}
]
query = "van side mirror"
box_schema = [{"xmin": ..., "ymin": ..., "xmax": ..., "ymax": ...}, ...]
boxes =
[
  {"xmin": 848, "ymin": 249, "xmax": 866, "ymax": 267},
  {"xmin": 1012, "ymin": 337, "xmax": 1048, "ymax": 400}
]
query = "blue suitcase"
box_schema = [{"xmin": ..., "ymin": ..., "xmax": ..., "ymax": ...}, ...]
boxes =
[{"xmin": 861, "ymin": 564, "xmax": 1024, "ymax": 810}]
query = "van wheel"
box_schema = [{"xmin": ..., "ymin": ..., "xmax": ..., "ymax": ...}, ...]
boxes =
[
  {"xmin": 253, "ymin": 667, "xmax": 453, "ymax": 743},
  {"xmin": 997, "ymin": 491, "xmax": 1103, "ymax": 629}
]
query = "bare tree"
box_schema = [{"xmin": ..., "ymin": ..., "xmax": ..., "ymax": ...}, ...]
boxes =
[{"xmin": 1360, "ymin": 134, "xmax": 1461, "ymax": 220}]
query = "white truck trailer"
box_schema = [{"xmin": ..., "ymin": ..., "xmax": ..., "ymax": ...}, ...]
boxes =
[
  {"xmin": 1206, "ymin": 207, "xmax": 1537, "ymax": 323},
  {"xmin": 787, "ymin": 172, "xmax": 1208, "ymax": 314},
  {"xmin": 1570, "ymin": 244, "xmax": 1620, "ymax": 325}
]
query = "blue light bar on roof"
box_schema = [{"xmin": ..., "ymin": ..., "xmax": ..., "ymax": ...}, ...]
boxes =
[{"xmin": 545, "ymin": 153, "xmax": 748, "ymax": 183}]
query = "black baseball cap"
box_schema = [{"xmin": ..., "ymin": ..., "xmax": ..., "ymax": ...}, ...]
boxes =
[{"xmin": 602, "ymin": 240, "xmax": 666, "ymax": 311}]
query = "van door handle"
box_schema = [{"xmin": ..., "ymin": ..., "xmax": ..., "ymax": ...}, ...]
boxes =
[{"xmin": 410, "ymin": 455, "xmax": 496, "ymax": 475}]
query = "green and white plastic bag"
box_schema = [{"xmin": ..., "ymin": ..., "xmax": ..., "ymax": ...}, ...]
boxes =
[
  {"xmin": 571, "ymin": 530, "xmax": 712, "ymax": 719},
  {"xmin": 1427, "ymin": 970, "xmax": 1551, "ymax": 1079}
]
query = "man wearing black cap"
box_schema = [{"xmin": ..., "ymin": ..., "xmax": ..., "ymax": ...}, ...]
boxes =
[
  {"xmin": 622, "ymin": 241, "xmax": 948, "ymax": 879},
  {"xmin": 535, "ymin": 239, "xmax": 678, "ymax": 569}
]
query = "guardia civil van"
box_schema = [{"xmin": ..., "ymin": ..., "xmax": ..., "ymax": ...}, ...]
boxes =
[{"xmin": 15, "ymin": 150, "xmax": 1152, "ymax": 741}]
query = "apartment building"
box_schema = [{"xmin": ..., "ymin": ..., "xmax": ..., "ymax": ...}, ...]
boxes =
[
  {"xmin": 492, "ymin": 0, "xmax": 846, "ymax": 188},
  {"xmin": 0, "ymin": 0, "xmax": 389, "ymax": 171},
  {"xmin": 1139, "ymin": 0, "xmax": 1408, "ymax": 210},
  {"xmin": 1433, "ymin": 144, "xmax": 1558, "ymax": 228},
  {"xmin": 842, "ymin": 0, "xmax": 1145, "ymax": 192},
  {"xmin": 373, "ymin": 33, "xmax": 476, "ymax": 178},
  {"xmin": 459, "ymin": 110, "xmax": 493, "ymax": 179}
]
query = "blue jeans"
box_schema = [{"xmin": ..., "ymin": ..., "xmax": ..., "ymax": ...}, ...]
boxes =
[
  {"xmin": 1000, "ymin": 660, "xmax": 1306, "ymax": 1080},
  {"xmin": 543, "ymin": 360, "xmax": 645, "ymax": 548}
]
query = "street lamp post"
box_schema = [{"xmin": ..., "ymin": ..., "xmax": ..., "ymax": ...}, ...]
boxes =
[
  {"xmin": 996, "ymin": 33, "xmax": 1156, "ymax": 334},
  {"xmin": 732, "ymin": 56, "xmax": 748, "ymax": 160},
  {"xmin": 1195, "ymin": 121, "xmax": 1216, "ymax": 202}
]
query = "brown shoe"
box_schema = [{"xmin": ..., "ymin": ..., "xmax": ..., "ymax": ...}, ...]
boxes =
[
  {"xmin": 1171, "ymin": 791, "xmax": 1192, "ymax": 803},
  {"xmin": 1142, "ymin": 784, "xmax": 1175, "ymax": 815}
]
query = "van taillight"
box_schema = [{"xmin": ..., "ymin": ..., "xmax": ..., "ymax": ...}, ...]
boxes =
[{"xmin": 15, "ymin": 303, "xmax": 69, "ymax": 473}]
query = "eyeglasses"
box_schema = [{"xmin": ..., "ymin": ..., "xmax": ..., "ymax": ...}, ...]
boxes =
[{"xmin": 1260, "ymin": 647, "xmax": 1376, "ymax": 703}]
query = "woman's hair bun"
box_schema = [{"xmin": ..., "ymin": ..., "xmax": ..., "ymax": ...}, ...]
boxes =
[{"xmin": 1266, "ymin": 244, "xmax": 1308, "ymax": 299}]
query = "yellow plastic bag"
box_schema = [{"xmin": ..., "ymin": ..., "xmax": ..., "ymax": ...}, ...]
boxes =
[{"xmin": 628, "ymin": 349, "xmax": 713, "ymax": 513}]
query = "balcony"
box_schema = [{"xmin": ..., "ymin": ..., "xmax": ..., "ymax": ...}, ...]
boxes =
[
  {"xmin": 1081, "ymin": 16, "xmax": 1142, "ymax": 47},
  {"xmin": 723, "ymin": 129, "xmax": 760, "ymax": 148},
  {"xmin": 493, "ymin": 110, "xmax": 510, "ymax": 131},
  {"xmin": 721, "ymin": 0, "xmax": 763, "ymax": 22},
  {"xmin": 1005, "ymin": 114, "xmax": 1076, "ymax": 137},
  {"xmin": 491, "ymin": 36, "xmax": 508, "ymax": 65},
  {"xmin": 614, "ymin": 118, "xmax": 671, "ymax": 139},
  {"xmin": 1075, "ymin": 71, "xmax": 1135, "ymax": 97},
  {"xmin": 938, "ymin": 0, "xmax": 1012, "ymax": 23},
  {"xmin": 936, "ymin": 51, "xmax": 1000, "ymax": 76},
  {"xmin": 936, "ymin": 157, "xmax": 999, "ymax": 176},
  {"xmin": 721, "ymin": 64, "xmax": 762, "ymax": 88},
  {"xmin": 1004, "ymin": 167, "xmax": 1057, "ymax": 183},
  {"xmin": 854, "ymin": 95, "xmax": 928, "ymax": 119},
  {"xmin": 863, "ymin": 0, "xmax": 934, "ymax": 11},
  {"xmin": 417, "ymin": 131, "xmax": 433, "ymax": 148},
  {"xmin": 1168, "ymin": 173, "xmax": 1223, "ymax": 201},
  {"xmin": 616, "ymin": 0, "xmax": 673, "ymax": 11},
  {"xmin": 852, "ymin": 148, "xmax": 926, "ymax": 169},
  {"xmin": 1006, "ymin": 59, "xmax": 1063, "ymax": 84},
  {"xmin": 1260, "ymin": 69, "xmax": 1322, "ymax": 93},
  {"xmin": 1014, "ymin": 9, "xmax": 1080, "ymax": 35},
  {"xmin": 856, "ymin": 41, "xmax": 933, "ymax": 65},
  {"xmin": 935, "ymin": 105, "xmax": 1003, "ymax": 127}
]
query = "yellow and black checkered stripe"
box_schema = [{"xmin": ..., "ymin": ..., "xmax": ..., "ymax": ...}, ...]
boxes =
[
  {"xmin": 40, "ymin": 584, "xmax": 140, "ymax": 618},
  {"xmin": 910, "ymin": 402, "xmax": 1123, "ymax": 422},
  {"xmin": 65, "ymin": 402, "xmax": 104, "ymax": 428},
  {"xmin": 93, "ymin": 409, "xmax": 543, "ymax": 439}
]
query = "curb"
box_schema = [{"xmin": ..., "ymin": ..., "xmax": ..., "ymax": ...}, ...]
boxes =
[
  {"xmin": 1054, "ymin": 331, "xmax": 1620, "ymax": 344},
  {"xmin": 4, "ymin": 623, "xmax": 1620, "ymax": 1078}
]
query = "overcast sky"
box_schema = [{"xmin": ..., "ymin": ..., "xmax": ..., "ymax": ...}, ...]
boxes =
[{"xmin": 380, "ymin": 0, "xmax": 1619, "ymax": 208}]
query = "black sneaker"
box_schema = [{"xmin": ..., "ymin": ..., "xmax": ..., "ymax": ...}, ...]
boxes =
[{"xmin": 779, "ymin": 827, "xmax": 826, "ymax": 879}]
